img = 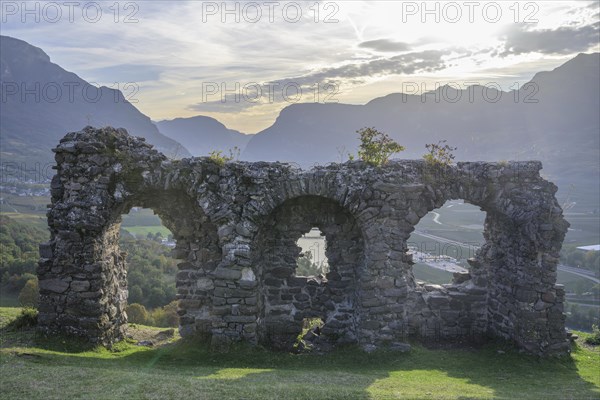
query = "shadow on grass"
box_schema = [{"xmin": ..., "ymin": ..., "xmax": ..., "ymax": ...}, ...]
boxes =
[{"xmin": 5, "ymin": 331, "xmax": 595, "ymax": 400}]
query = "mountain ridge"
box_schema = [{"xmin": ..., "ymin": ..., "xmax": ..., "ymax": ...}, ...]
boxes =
[
  {"xmin": 156, "ymin": 115, "xmax": 253, "ymax": 156},
  {"xmin": 0, "ymin": 35, "xmax": 190, "ymax": 165}
]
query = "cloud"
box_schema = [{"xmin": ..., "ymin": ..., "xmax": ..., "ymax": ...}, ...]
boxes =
[
  {"xmin": 499, "ymin": 22, "xmax": 600, "ymax": 57},
  {"xmin": 358, "ymin": 39, "xmax": 410, "ymax": 52},
  {"xmin": 271, "ymin": 49, "xmax": 452, "ymax": 86},
  {"xmin": 187, "ymin": 95, "xmax": 254, "ymax": 113},
  {"xmin": 84, "ymin": 64, "xmax": 164, "ymax": 83},
  {"xmin": 184, "ymin": 49, "xmax": 455, "ymax": 114},
  {"xmin": 586, "ymin": 1, "xmax": 599, "ymax": 10}
]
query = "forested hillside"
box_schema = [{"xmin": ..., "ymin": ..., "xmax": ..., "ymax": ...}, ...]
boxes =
[{"xmin": 0, "ymin": 215, "xmax": 178, "ymax": 312}]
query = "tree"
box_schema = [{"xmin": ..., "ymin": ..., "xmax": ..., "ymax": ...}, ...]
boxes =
[
  {"xmin": 148, "ymin": 287, "xmax": 166, "ymax": 308},
  {"xmin": 129, "ymin": 285, "xmax": 144, "ymax": 304},
  {"xmin": 18, "ymin": 278, "xmax": 38, "ymax": 308},
  {"xmin": 296, "ymin": 251, "xmax": 323, "ymax": 277},
  {"xmin": 355, "ymin": 127, "xmax": 405, "ymax": 166},
  {"xmin": 126, "ymin": 303, "xmax": 149, "ymax": 325}
]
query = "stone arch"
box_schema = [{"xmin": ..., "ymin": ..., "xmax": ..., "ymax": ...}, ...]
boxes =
[
  {"xmin": 110, "ymin": 188, "xmax": 222, "ymax": 338},
  {"xmin": 37, "ymin": 127, "xmax": 225, "ymax": 345},
  {"xmin": 393, "ymin": 162, "xmax": 569, "ymax": 353},
  {"xmin": 39, "ymin": 128, "xmax": 570, "ymax": 356},
  {"xmin": 399, "ymin": 192, "xmax": 504, "ymax": 343},
  {"xmin": 406, "ymin": 199, "xmax": 484, "ymax": 285},
  {"xmin": 253, "ymin": 195, "xmax": 366, "ymax": 350}
]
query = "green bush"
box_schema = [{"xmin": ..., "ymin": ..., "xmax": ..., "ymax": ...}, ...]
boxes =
[
  {"xmin": 209, "ymin": 146, "xmax": 240, "ymax": 166},
  {"xmin": 585, "ymin": 324, "xmax": 600, "ymax": 345},
  {"xmin": 126, "ymin": 301, "xmax": 179, "ymax": 327},
  {"xmin": 8, "ymin": 307, "xmax": 38, "ymax": 330},
  {"xmin": 126, "ymin": 303, "xmax": 149, "ymax": 325},
  {"xmin": 149, "ymin": 301, "xmax": 179, "ymax": 328},
  {"xmin": 18, "ymin": 277, "xmax": 39, "ymax": 307},
  {"xmin": 355, "ymin": 127, "xmax": 404, "ymax": 166},
  {"xmin": 423, "ymin": 140, "xmax": 457, "ymax": 166}
]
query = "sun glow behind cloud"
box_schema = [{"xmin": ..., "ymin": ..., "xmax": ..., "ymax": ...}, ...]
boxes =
[{"xmin": 1, "ymin": 0, "xmax": 598, "ymax": 132}]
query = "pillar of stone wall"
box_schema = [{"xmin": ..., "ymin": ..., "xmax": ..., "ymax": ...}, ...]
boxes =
[
  {"xmin": 480, "ymin": 163, "xmax": 570, "ymax": 355},
  {"xmin": 39, "ymin": 128, "xmax": 136, "ymax": 343},
  {"xmin": 38, "ymin": 127, "xmax": 168, "ymax": 344}
]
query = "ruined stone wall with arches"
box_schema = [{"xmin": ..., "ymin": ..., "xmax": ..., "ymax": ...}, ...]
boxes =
[{"xmin": 38, "ymin": 127, "xmax": 570, "ymax": 356}]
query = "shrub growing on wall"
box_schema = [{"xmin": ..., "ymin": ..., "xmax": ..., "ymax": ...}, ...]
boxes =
[
  {"xmin": 423, "ymin": 140, "xmax": 457, "ymax": 166},
  {"xmin": 355, "ymin": 127, "xmax": 405, "ymax": 166}
]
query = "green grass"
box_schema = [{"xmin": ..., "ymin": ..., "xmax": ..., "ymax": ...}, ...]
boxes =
[
  {"xmin": 0, "ymin": 307, "xmax": 599, "ymax": 399},
  {"xmin": 0, "ymin": 211, "xmax": 49, "ymax": 230},
  {"xmin": 558, "ymin": 270, "xmax": 598, "ymax": 294},
  {"xmin": 122, "ymin": 225, "xmax": 173, "ymax": 238},
  {"xmin": 0, "ymin": 292, "xmax": 21, "ymax": 308},
  {"xmin": 0, "ymin": 307, "xmax": 22, "ymax": 329},
  {"xmin": 413, "ymin": 263, "xmax": 454, "ymax": 284},
  {"xmin": 0, "ymin": 195, "xmax": 49, "ymax": 213}
]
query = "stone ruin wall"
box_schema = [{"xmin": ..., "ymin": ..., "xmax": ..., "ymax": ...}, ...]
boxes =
[{"xmin": 38, "ymin": 127, "xmax": 570, "ymax": 356}]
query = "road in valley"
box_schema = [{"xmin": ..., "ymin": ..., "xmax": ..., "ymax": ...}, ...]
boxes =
[{"xmin": 413, "ymin": 230, "xmax": 600, "ymax": 284}]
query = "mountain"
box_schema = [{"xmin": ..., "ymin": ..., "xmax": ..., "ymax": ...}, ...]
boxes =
[
  {"xmin": 0, "ymin": 35, "xmax": 190, "ymax": 166},
  {"xmin": 1, "ymin": 35, "xmax": 596, "ymax": 210},
  {"xmin": 156, "ymin": 116, "xmax": 252, "ymax": 156},
  {"xmin": 241, "ymin": 53, "xmax": 600, "ymax": 208}
]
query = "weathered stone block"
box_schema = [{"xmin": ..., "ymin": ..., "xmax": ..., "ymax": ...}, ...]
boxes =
[
  {"xmin": 196, "ymin": 278, "xmax": 214, "ymax": 291},
  {"xmin": 213, "ymin": 267, "xmax": 241, "ymax": 280},
  {"xmin": 70, "ymin": 280, "xmax": 91, "ymax": 292},
  {"xmin": 515, "ymin": 288, "xmax": 538, "ymax": 303},
  {"xmin": 427, "ymin": 295, "xmax": 449, "ymax": 308},
  {"xmin": 224, "ymin": 315, "xmax": 256, "ymax": 323},
  {"xmin": 39, "ymin": 242, "xmax": 54, "ymax": 259},
  {"xmin": 39, "ymin": 279, "xmax": 69, "ymax": 294}
]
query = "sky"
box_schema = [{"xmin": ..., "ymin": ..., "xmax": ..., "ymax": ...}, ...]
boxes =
[{"xmin": 1, "ymin": 0, "xmax": 599, "ymax": 133}]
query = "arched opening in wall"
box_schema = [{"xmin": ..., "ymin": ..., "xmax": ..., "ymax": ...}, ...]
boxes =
[
  {"xmin": 296, "ymin": 228, "xmax": 330, "ymax": 277},
  {"xmin": 293, "ymin": 227, "xmax": 330, "ymax": 351},
  {"xmin": 108, "ymin": 190, "xmax": 221, "ymax": 340},
  {"xmin": 120, "ymin": 207, "xmax": 179, "ymax": 329},
  {"xmin": 255, "ymin": 195, "xmax": 365, "ymax": 351},
  {"xmin": 407, "ymin": 200, "xmax": 485, "ymax": 285}
]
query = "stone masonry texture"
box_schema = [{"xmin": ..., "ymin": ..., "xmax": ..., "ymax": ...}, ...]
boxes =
[{"xmin": 38, "ymin": 127, "xmax": 570, "ymax": 356}]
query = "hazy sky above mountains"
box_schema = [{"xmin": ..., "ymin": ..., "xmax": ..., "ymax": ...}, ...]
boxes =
[{"xmin": 2, "ymin": 1, "xmax": 599, "ymax": 133}]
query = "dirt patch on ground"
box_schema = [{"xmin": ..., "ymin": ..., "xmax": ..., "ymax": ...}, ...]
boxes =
[{"xmin": 125, "ymin": 325, "xmax": 178, "ymax": 347}]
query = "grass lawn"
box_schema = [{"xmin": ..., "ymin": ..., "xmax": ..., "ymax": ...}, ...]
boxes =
[
  {"xmin": 122, "ymin": 225, "xmax": 173, "ymax": 238},
  {"xmin": 0, "ymin": 292, "xmax": 20, "ymax": 308},
  {"xmin": 412, "ymin": 263, "xmax": 454, "ymax": 284},
  {"xmin": 0, "ymin": 308, "xmax": 599, "ymax": 399}
]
